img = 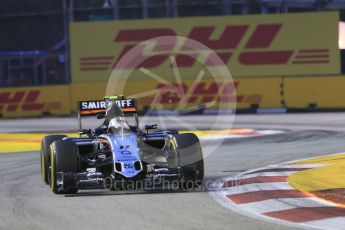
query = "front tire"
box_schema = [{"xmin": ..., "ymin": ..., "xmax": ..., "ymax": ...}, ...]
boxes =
[
  {"xmin": 173, "ymin": 133, "xmax": 204, "ymax": 190},
  {"xmin": 49, "ymin": 140, "xmax": 78, "ymax": 194},
  {"xmin": 41, "ymin": 135, "xmax": 66, "ymax": 184}
]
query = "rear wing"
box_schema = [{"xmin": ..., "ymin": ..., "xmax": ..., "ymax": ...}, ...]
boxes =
[
  {"xmin": 77, "ymin": 97, "xmax": 138, "ymax": 131},
  {"xmin": 78, "ymin": 98, "xmax": 137, "ymax": 117}
]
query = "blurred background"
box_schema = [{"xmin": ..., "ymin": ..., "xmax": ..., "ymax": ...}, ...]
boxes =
[{"xmin": 1, "ymin": 0, "xmax": 345, "ymax": 118}]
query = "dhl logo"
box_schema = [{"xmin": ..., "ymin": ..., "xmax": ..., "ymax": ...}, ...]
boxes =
[
  {"xmin": 138, "ymin": 81, "xmax": 262, "ymax": 106},
  {"xmin": 0, "ymin": 90, "xmax": 61, "ymax": 113},
  {"xmin": 80, "ymin": 24, "xmax": 330, "ymax": 71}
]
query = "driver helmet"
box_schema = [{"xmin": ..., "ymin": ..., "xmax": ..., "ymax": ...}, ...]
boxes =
[
  {"xmin": 108, "ymin": 117, "xmax": 131, "ymax": 135},
  {"xmin": 106, "ymin": 101, "xmax": 124, "ymax": 122},
  {"xmin": 105, "ymin": 101, "xmax": 130, "ymax": 135}
]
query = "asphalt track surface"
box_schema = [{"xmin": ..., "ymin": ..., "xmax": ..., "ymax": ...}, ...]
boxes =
[{"xmin": 1, "ymin": 113, "xmax": 345, "ymax": 230}]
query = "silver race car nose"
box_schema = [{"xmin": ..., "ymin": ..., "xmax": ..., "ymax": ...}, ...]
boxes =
[{"xmin": 100, "ymin": 133, "xmax": 143, "ymax": 178}]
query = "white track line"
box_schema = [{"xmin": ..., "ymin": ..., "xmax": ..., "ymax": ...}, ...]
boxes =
[
  {"xmin": 257, "ymin": 130, "xmax": 285, "ymax": 135},
  {"xmin": 245, "ymin": 163, "xmax": 327, "ymax": 171},
  {"xmin": 200, "ymin": 129, "xmax": 285, "ymax": 140},
  {"xmin": 222, "ymin": 182, "xmax": 293, "ymax": 195},
  {"xmin": 239, "ymin": 171, "xmax": 298, "ymax": 179}
]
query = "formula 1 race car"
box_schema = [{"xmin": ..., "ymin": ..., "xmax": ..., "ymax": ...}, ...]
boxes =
[{"xmin": 40, "ymin": 96, "xmax": 204, "ymax": 194}]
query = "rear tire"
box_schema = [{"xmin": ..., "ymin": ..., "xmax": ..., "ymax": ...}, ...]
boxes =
[
  {"xmin": 41, "ymin": 135, "xmax": 66, "ymax": 184},
  {"xmin": 173, "ymin": 133, "xmax": 204, "ymax": 190},
  {"xmin": 49, "ymin": 140, "xmax": 78, "ymax": 194}
]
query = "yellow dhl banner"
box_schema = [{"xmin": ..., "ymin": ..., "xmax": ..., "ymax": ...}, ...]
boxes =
[
  {"xmin": 0, "ymin": 85, "xmax": 72, "ymax": 118},
  {"xmin": 70, "ymin": 77, "xmax": 282, "ymax": 111},
  {"xmin": 70, "ymin": 12, "xmax": 340, "ymax": 82},
  {"xmin": 3, "ymin": 76, "xmax": 345, "ymax": 119},
  {"xmin": 284, "ymin": 76, "xmax": 345, "ymax": 108}
]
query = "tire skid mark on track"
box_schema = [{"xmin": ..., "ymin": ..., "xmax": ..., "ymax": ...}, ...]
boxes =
[
  {"xmin": 9, "ymin": 170, "xmax": 44, "ymax": 230},
  {"xmin": 0, "ymin": 159, "xmax": 38, "ymax": 182},
  {"xmin": 0, "ymin": 151, "xmax": 47, "ymax": 230}
]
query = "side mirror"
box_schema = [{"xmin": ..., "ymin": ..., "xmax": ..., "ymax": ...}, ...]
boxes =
[
  {"xmin": 145, "ymin": 124, "xmax": 157, "ymax": 134},
  {"xmin": 96, "ymin": 113, "xmax": 106, "ymax": 119},
  {"xmin": 79, "ymin": 129, "xmax": 91, "ymax": 135}
]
